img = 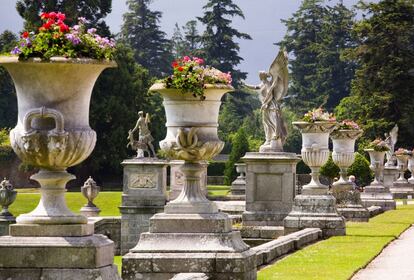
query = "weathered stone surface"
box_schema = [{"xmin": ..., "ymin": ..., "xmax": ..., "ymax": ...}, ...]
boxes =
[
  {"xmin": 242, "ymin": 152, "xmax": 300, "ymax": 226},
  {"xmin": 383, "ymin": 167, "xmax": 399, "ymax": 188},
  {"xmin": 121, "ymin": 158, "xmax": 168, "ymax": 254},
  {"xmin": 360, "ymin": 191, "xmax": 396, "ymax": 211},
  {"xmin": 169, "ymin": 160, "xmax": 208, "ymax": 200},
  {"xmin": 240, "ymin": 226, "xmax": 284, "ymax": 239},
  {"xmin": 0, "ymin": 234, "xmax": 114, "ymax": 269},
  {"xmin": 214, "ymin": 201, "xmax": 245, "ymax": 215},
  {"xmin": 9, "ymin": 223, "xmax": 94, "ymax": 237},
  {"xmin": 337, "ymin": 206, "xmax": 370, "ymax": 222},
  {"xmin": 171, "ymin": 273, "xmax": 209, "ymax": 280},
  {"xmin": 0, "ymin": 265, "xmax": 120, "ymax": 280},
  {"xmin": 0, "ymin": 218, "xmax": 15, "ymax": 236},
  {"xmin": 90, "ymin": 216, "xmax": 121, "ymax": 255},
  {"xmin": 390, "ymin": 183, "xmax": 414, "ymax": 199},
  {"xmin": 367, "ymin": 205, "xmax": 384, "ymax": 217},
  {"xmin": 283, "ymin": 195, "xmax": 346, "ymax": 237}
]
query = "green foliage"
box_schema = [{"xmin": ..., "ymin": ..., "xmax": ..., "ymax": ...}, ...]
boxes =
[
  {"xmin": 279, "ymin": 0, "xmax": 356, "ymax": 114},
  {"xmin": 296, "ymin": 160, "xmax": 311, "ymax": 174},
  {"xmin": 207, "ymin": 161, "xmax": 226, "ymax": 176},
  {"xmin": 121, "ymin": 0, "xmax": 172, "ymax": 77},
  {"xmin": 16, "ymin": 0, "xmax": 112, "ymax": 36},
  {"xmin": 336, "ymin": 0, "xmax": 414, "ymax": 148},
  {"xmin": 0, "ymin": 128, "xmax": 13, "ymax": 162},
  {"xmin": 171, "ymin": 20, "xmax": 202, "ymax": 58},
  {"xmin": 198, "ymin": 0, "xmax": 251, "ymax": 87},
  {"xmin": 75, "ymin": 44, "xmax": 153, "ymax": 176},
  {"xmin": 320, "ymin": 153, "xmax": 340, "ymax": 179},
  {"xmin": 224, "ymin": 127, "xmax": 249, "ymax": 185},
  {"xmin": 348, "ymin": 152, "xmax": 372, "ymax": 187},
  {"xmin": 0, "ymin": 31, "xmax": 18, "ymax": 53}
]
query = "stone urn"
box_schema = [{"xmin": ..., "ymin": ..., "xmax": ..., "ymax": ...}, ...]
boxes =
[
  {"xmin": 0, "ymin": 56, "xmax": 116, "ymax": 225},
  {"xmin": 0, "ymin": 178, "xmax": 17, "ymax": 218},
  {"xmin": 150, "ymin": 82, "xmax": 234, "ymax": 213},
  {"xmin": 331, "ymin": 129, "xmax": 363, "ymax": 186},
  {"xmin": 80, "ymin": 176, "xmax": 101, "ymax": 217},
  {"xmin": 292, "ymin": 121, "xmax": 337, "ymax": 194},
  {"xmin": 408, "ymin": 156, "xmax": 414, "ymax": 184},
  {"xmin": 231, "ymin": 163, "xmax": 247, "ymax": 196},
  {"xmin": 395, "ymin": 153, "xmax": 410, "ymax": 184},
  {"xmin": 365, "ymin": 149, "xmax": 386, "ymax": 188}
]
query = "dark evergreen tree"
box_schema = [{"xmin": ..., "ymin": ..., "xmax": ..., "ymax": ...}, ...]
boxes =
[
  {"xmin": 182, "ymin": 20, "xmax": 202, "ymax": 56},
  {"xmin": 336, "ymin": 0, "xmax": 414, "ymax": 147},
  {"xmin": 279, "ymin": 0, "xmax": 356, "ymax": 113},
  {"xmin": 0, "ymin": 31, "xmax": 18, "ymax": 128},
  {"xmin": 224, "ymin": 127, "xmax": 249, "ymax": 185},
  {"xmin": 121, "ymin": 0, "xmax": 172, "ymax": 77},
  {"xmin": 198, "ymin": 0, "xmax": 251, "ymax": 87},
  {"xmin": 16, "ymin": 0, "xmax": 112, "ymax": 36}
]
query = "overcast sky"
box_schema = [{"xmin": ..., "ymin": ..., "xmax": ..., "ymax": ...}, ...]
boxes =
[{"xmin": 0, "ymin": 0, "xmax": 361, "ymax": 83}]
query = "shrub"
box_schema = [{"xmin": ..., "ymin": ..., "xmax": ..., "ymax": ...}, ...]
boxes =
[
  {"xmin": 348, "ymin": 152, "xmax": 372, "ymax": 187},
  {"xmin": 0, "ymin": 128, "xmax": 13, "ymax": 162},
  {"xmin": 224, "ymin": 127, "xmax": 249, "ymax": 185},
  {"xmin": 320, "ymin": 153, "xmax": 340, "ymax": 180}
]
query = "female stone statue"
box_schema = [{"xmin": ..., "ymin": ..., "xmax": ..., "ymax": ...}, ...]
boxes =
[{"xmin": 244, "ymin": 49, "xmax": 289, "ymax": 152}]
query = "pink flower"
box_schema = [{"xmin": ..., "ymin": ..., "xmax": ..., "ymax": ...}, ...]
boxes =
[{"xmin": 183, "ymin": 56, "xmax": 190, "ymax": 62}]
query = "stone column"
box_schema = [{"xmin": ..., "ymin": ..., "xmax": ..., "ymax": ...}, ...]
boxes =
[
  {"xmin": 120, "ymin": 158, "xmax": 168, "ymax": 254},
  {"xmin": 242, "ymin": 153, "xmax": 299, "ymax": 226},
  {"xmin": 169, "ymin": 160, "xmax": 208, "ymax": 201}
]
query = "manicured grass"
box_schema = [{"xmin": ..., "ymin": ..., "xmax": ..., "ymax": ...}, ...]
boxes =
[
  {"xmin": 258, "ymin": 204, "xmax": 414, "ymax": 280},
  {"xmin": 10, "ymin": 185, "xmax": 230, "ymax": 217},
  {"xmin": 207, "ymin": 185, "xmax": 230, "ymax": 196}
]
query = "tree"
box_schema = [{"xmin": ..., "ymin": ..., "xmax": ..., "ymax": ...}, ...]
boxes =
[
  {"xmin": 72, "ymin": 44, "xmax": 153, "ymax": 178},
  {"xmin": 0, "ymin": 31, "xmax": 18, "ymax": 129},
  {"xmin": 198, "ymin": 0, "xmax": 251, "ymax": 87},
  {"xmin": 16, "ymin": 0, "xmax": 112, "ymax": 36},
  {"xmin": 121, "ymin": 0, "xmax": 172, "ymax": 77},
  {"xmin": 336, "ymin": 0, "xmax": 414, "ymax": 147},
  {"xmin": 347, "ymin": 152, "xmax": 372, "ymax": 187},
  {"xmin": 171, "ymin": 20, "xmax": 202, "ymax": 58},
  {"xmin": 279, "ymin": 0, "xmax": 356, "ymax": 114},
  {"xmin": 224, "ymin": 127, "xmax": 249, "ymax": 185}
]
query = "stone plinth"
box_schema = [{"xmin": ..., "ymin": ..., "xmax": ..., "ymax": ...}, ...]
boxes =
[
  {"xmin": 122, "ymin": 212, "xmax": 257, "ymax": 280},
  {"xmin": 120, "ymin": 158, "xmax": 168, "ymax": 254},
  {"xmin": 360, "ymin": 188, "xmax": 396, "ymax": 211},
  {"xmin": 283, "ymin": 195, "xmax": 346, "ymax": 237},
  {"xmin": 169, "ymin": 160, "xmax": 208, "ymax": 200},
  {"xmin": 0, "ymin": 217, "xmax": 15, "ymax": 236},
  {"xmin": 331, "ymin": 184, "xmax": 370, "ymax": 222},
  {"xmin": 241, "ymin": 152, "xmax": 299, "ymax": 226},
  {"xmin": 390, "ymin": 182, "xmax": 414, "ymax": 199},
  {"xmin": 383, "ymin": 167, "xmax": 399, "ymax": 189}
]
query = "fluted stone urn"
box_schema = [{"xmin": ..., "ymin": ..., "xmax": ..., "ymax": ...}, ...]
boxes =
[
  {"xmin": 395, "ymin": 153, "xmax": 410, "ymax": 184},
  {"xmin": 123, "ymin": 83, "xmax": 257, "ymax": 279},
  {"xmin": 330, "ymin": 129, "xmax": 369, "ymax": 221},
  {"xmin": 0, "ymin": 56, "xmax": 120, "ymax": 279},
  {"xmin": 284, "ymin": 121, "xmax": 345, "ymax": 237},
  {"xmin": 0, "ymin": 178, "xmax": 17, "ymax": 219},
  {"xmin": 361, "ymin": 149, "xmax": 396, "ymax": 210}
]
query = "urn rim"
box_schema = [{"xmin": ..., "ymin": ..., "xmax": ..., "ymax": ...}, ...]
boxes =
[
  {"xmin": 0, "ymin": 56, "xmax": 117, "ymax": 67},
  {"xmin": 149, "ymin": 82, "xmax": 234, "ymax": 94}
]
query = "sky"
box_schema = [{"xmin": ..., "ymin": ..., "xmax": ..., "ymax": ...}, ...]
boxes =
[{"xmin": 0, "ymin": 0, "xmax": 361, "ymax": 83}]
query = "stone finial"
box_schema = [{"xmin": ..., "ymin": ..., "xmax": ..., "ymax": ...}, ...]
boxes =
[
  {"xmin": 0, "ymin": 178, "xmax": 17, "ymax": 218},
  {"xmin": 80, "ymin": 176, "xmax": 101, "ymax": 217}
]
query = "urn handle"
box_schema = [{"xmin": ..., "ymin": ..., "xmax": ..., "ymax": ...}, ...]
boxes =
[{"xmin": 22, "ymin": 107, "xmax": 68, "ymax": 155}]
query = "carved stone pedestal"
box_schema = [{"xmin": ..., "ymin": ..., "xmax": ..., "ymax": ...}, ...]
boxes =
[
  {"xmin": 390, "ymin": 182, "xmax": 414, "ymax": 199},
  {"xmin": 383, "ymin": 167, "xmax": 399, "ymax": 189},
  {"xmin": 360, "ymin": 189, "xmax": 396, "ymax": 211},
  {"xmin": 120, "ymin": 158, "xmax": 168, "ymax": 254},
  {"xmin": 169, "ymin": 160, "xmax": 208, "ymax": 201},
  {"xmin": 332, "ymin": 185, "xmax": 369, "ymax": 222},
  {"xmin": 242, "ymin": 152, "xmax": 299, "ymax": 226}
]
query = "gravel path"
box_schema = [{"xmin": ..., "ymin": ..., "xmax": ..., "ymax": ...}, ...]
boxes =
[{"xmin": 352, "ymin": 225, "xmax": 414, "ymax": 280}]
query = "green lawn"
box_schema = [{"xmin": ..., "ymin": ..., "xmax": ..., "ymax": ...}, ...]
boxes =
[
  {"xmin": 10, "ymin": 185, "xmax": 230, "ymax": 217},
  {"xmin": 258, "ymin": 204, "xmax": 414, "ymax": 280}
]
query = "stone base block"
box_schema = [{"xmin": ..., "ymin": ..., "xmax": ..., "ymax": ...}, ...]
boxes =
[
  {"xmin": 283, "ymin": 195, "xmax": 346, "ymax": 237},
  {"xmin": 390, "ymin": 183, "xmax": 414, "ymax": 199},
  {"xmin": 337, "ymin": 205, "xmax": 370, "ymax": 222},
  {"xmin": 242, "ymin": 211, "xmax": 288, "ymax": 226},
  {"xmin": 240, "ymin": 226, "xmax": 284, "ymax": 239},
  {"xmin": 0, "ymin": 265, "xmax": 120, "ymax": 280},
  {"xmin": 0, "ymin": 234, "xmax": 115, "ymax": 269},
  {"xmin": 122, "ymin": 251, "xmax": 257, "ymax": 280},
  {"xmin": 9, "ymin": 223, "xmax": 94, "ymax": 237},
  {"xmin": 80, "ymin": 206, "xmax": 101, "ymax": 217},
  {"xmin": 0, "ymin": 218, "xmax": 15, "ymax": 236},
  {"xmin": 361, "ymin": 192, "xmax": 396, "ymax": 211}
]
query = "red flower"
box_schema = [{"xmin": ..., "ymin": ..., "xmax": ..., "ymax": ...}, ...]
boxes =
[
  {"xmin": 42, "ymin": 19, "xmax": 54, "ymax": 30},
  {"xmin": 172, "ymin": 61, "xmax": 179, "ymax": 68},
  {"xmin": 40, "ymin": 12, "xmax": 49, "ymax": 20},
  {"xmin": 22, "ymin": 31, "xmax": 29, "ymax": 38},
  {"xmin": 56, "ymin": 12, "xmax": 66, "ymax": 21},
  {"xmin": 48, "ymin": 12, "xmax": 57, "ymax": 20},
  {"xmin": 178, "ymin": 66, "xmax": 184, "ymax": 71},
  {"xmin": 59, "ymin": 23, "xmax": 69, "ymax": 33}
]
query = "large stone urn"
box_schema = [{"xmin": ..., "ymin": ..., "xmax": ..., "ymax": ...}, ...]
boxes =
[
  {"xmin": 330, "ymin": 129, "xmax": 369, "ymax": 221},
  {"xmin": 361, "ymin": 149, "xmax": 396, "ymax": 210},
  {"xmin": 123, "ymin": 83, "xmax": 257, "ymax": 279},
  {"xmin": 408, "ymin": 156, "xmax": 414, "ymax": 184},
  {"xmin": 390, "ymin": 152, "xmax": 414, "ymax": 199},
  {"xmin": 284, "ymin": 121, "xmax": 346, "ymax": 237},
  {"xmin": 0, "ymin": 56, "xmax": 120, "ymax": 279}
]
